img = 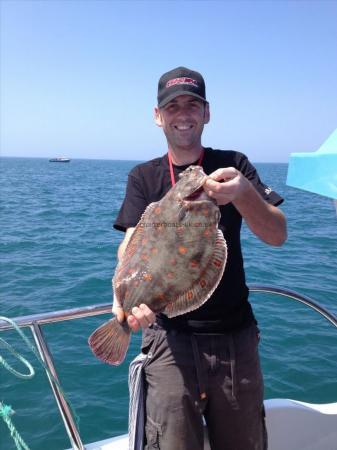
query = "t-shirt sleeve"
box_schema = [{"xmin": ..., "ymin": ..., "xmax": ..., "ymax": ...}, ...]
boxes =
[
  {"xmin": 237, "ymin": 153, "xmax": 284, "ymax": 206},
  {"xmin": 114, "ymin": 170, "xmax": 148, "ymax": 232}
]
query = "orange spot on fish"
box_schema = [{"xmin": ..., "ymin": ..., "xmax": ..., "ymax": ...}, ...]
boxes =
[
  {"xmin": 190, "ymin": 260, "xmax": 199, "ymax": 268},
  {"xmin": 154, "ymin": 207, "xmax": 161, "ymax": 215},
  {"xmin": 141, "ymin": 254, "xmax": 149, "ymax": 261},
  {"xmin": 212, "ymin": 259, "xmax": 222, "ymax": 267},
  {"xmin": 203, "ymin": 229, "xmax": 211, "ymax": 237},
  {"xmin": 167, "ymin": 272, "xmax": 174, "ymax": 279},
  {"xmin": 187, "ymin": 291, "xmax": 193, "ymax": 300},
  {"xmin": 155, "ymin": 293, "xmax": 165, "ymax": 301},
  {"xmin": 143, "ymin": 273, "xmax": 152, "ymax": 281},
  {"xmin": 200, "ymin": 279, "xmax": 207, "ymax": 288},
  {"xmin": 151, "ymin": 247, "xmax": 158, "ymax": 254},
  {"xmin": 142, "ymin": 238, "xmax": 148, "ymax": 245},
  {"xmin": 178, "ymin": 246, "xmax": 188, "ymax": 255}
]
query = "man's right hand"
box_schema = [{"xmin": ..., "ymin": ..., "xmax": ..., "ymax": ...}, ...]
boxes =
[
  {"xmin": 113, "ymin": 299, "xmax": 155, "ymax": 332},
  {"xmin": 127, "ymin": 304, "xmax": 156, "ymax": 332}
]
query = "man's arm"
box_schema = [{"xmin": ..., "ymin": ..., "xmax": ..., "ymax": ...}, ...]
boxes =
[
  {"xmin": 204, "ymin": 167, "xmax": 287, "ymax": 246},
  {"xmin": 113, "ymin": 227, "xmax": 156, "ymax": 331}
]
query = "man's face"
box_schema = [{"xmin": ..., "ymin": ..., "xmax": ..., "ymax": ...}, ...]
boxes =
[{"xmin": 155, "ymin": 95, "xmax": 210, "ymax": 152}]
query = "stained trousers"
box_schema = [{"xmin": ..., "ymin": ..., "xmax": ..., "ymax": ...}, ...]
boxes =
[{"xmin": 142, "ymin": 323, "xmax": 267, "ymax": 450}]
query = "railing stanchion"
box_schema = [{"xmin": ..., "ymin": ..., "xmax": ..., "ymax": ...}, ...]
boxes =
[{"xmin": 31, "ymin": 322, "xmax": 85, "ymax": 450}]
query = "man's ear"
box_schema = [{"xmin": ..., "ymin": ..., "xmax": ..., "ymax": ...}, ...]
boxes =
[
  {"xmin": 204, "ymin": 102, "xmax": 210, "ymax": 124},
  {"xmin": 154, "ymin": 107, "xmax": 163, "ymax": 127}
]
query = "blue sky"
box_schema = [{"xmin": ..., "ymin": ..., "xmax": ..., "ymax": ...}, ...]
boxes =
[{"xmin": 1, "ymin": 0, "xmax": 336, "ymax": 162}]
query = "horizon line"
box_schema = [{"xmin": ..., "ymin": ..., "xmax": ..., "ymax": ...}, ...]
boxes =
[{"xmin": 0, "ymin": 155, "xmax": 289, "ymax": 164}]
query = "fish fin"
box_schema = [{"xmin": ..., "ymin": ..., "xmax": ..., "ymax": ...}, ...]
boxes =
[
  {"xmin": 164, "ymin": 230, "xmax": 227, "ymax": 318},
  {"xmin": 88, "ymin": 318, "xmax": 131, "ymax": 365}
]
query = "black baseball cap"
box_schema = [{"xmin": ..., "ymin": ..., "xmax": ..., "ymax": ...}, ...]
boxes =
[{"xmin": 157, "ymin": 66, "xmax": 207, "ymax": 108}]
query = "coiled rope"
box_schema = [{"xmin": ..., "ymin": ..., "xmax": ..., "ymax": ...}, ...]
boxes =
[
  {"xmin": 0, "ymin": 402, "xmax": 30, "ymax": 450},
  {"xmin": 0, "ymin": 316, "xmax": 80, "ymax": 449}
]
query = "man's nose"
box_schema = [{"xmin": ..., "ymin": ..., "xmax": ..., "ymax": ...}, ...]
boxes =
[{"xmin": 176, "ymin": 105, "xmax": 190, "ymax": 117}]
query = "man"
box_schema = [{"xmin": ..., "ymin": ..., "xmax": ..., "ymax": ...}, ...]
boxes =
[{"xmin": 113, "ymin": 67, "xmax": 287, "ymax": 450}]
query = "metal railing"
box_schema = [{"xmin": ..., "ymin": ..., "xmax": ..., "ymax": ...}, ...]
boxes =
[
  {"xmin": 249, "ymin": 285, "xmax": 337, "ymax": 328},
  {"xmin": 0, "ymin": 285, "xmax": 336, "ymax": 449},
  {"xmin": 0, "ymin": 303, "xmax": 112, "ymax": 450}
]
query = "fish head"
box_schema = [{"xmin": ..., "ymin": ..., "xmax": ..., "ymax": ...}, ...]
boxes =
[
  {"xmin": 171, "ymin": 165, "xmax": 208, "ymax": 200},
  {"xmin": 169, "ymin": 165, "xmax": 220, "ymax": 224}
]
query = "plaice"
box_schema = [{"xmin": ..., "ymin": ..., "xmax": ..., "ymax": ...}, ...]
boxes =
[{"xmin": 88, "ymin": 166, "xmax": 227, "ymax": 365}]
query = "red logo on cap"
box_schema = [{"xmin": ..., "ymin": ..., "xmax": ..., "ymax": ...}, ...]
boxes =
[{"xmin": 166, "ymin": 77, "xmax": 198, "ymax": 88}]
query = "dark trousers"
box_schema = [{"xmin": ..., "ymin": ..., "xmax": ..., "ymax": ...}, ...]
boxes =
[{"xmin": 142, "ymin": 323, "xmax": 267, "ymax": 450}]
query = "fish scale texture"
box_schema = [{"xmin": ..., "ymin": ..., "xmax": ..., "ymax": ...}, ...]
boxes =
[{"xmin": 114, "ymin": 166, "xmax": 227, "ymax": 317}]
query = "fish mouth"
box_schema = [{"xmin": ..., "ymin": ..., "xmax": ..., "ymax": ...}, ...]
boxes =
[{"xmin": 184, "ymin": 186, "xmax": 210, "ymax": 201}]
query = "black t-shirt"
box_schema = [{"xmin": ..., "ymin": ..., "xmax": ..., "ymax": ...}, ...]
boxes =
[{"xmin": 114, "ymin": 148, "xmax": 283, "ymax": 331}]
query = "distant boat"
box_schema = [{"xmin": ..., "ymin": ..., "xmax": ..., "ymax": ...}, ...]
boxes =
[{"xmin": 49, "ymin": 157, "xmax": 71, "ymax": 163}]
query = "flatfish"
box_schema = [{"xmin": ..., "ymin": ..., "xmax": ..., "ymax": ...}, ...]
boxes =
[{"xmin": 88, "ymin": 166, "xmax": 227, "ymax": 365}]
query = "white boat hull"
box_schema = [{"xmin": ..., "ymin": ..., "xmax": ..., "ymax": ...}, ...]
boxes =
[
  {"xmin": 78, "ymin": 399, "xmax": 337, "ymax": 450},
  {"xmin": 265, "ymin": 399, "xmax": 337, "ymax": 450}
]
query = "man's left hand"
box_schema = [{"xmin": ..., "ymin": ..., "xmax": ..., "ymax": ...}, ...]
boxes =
[{"xmin": 204, "ymin": 167, "xmax": 249, "ymax": 205}]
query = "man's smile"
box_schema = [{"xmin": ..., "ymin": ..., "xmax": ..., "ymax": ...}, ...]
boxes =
[{"xmin": 173, "ymin": 124, "xmax": 194, "ymax": 131}]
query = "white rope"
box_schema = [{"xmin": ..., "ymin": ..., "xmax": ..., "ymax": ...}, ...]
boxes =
[
  {"xmin": 0, "ymin": 402, "xmax": 30, "ymax": 450},
  {"xmin": 0, "ymin": 315, "xmax": 80, "ymax": 449}
]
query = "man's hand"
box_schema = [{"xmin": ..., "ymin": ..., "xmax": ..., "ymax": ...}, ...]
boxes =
[
  {"xmin": 127, "ymin": 304, "xmax": 156, "ymax": 332},
  {"xmin": 204, "ymin": 167, "xmax": 249, "ymax": 206},
  {"xmin": 113, "ymin": 297, "xmax": 156, "ymax": 332}
]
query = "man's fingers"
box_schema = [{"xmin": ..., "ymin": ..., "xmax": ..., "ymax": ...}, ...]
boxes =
[
  {"xmin": 207, "ymin": 167, "xmax": 238, "ymax": 182},
  {"xmin": 113, "ymin": 302, "xmax": 155, "ymax": 332},
  {"xmin": 127, "ymin": 304, "xmax": 156, "ymax": 332},
  {"xmin": 205, "ymin": 178, "xmax": 225, "ymax": 193},
  {"xmin": 139, "ymin": 303, "xmax": 156, "ymax": 324},
  {"xmin": 131, "ymin": 304, "xmax": 155, "ymax": 327},
  {"xmin": 204, "ymin": 168, "xmax": 238, "ymax": 195},
  {"xmin": 127, "ymin": 315, "xmax": 140, "ymax": 332}
]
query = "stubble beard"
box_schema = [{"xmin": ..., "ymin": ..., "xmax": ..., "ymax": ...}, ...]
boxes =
[{"xmin": 166, "ymin": 125, "xmax": 204, "ymax": 154}]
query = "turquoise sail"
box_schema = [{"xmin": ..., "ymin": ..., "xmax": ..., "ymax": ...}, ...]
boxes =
[{"xmin": 287, "ymin": 129, "xmax": 337, "ymax": 200}]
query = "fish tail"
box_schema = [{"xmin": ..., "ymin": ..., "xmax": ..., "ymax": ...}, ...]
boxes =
[{"xmin": 88, "ymin": 318, "xmax": 131, "ymax": 365}]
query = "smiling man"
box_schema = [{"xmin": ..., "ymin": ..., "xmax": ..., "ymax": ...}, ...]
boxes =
[{"xmin": 113, "ymin": 67, "xmax": 287, "ymax": 450}]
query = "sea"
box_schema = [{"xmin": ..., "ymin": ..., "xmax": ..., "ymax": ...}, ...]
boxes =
[{"xmin": 0, "ymin": 157, "xmax": 336, "ymax": 450}]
